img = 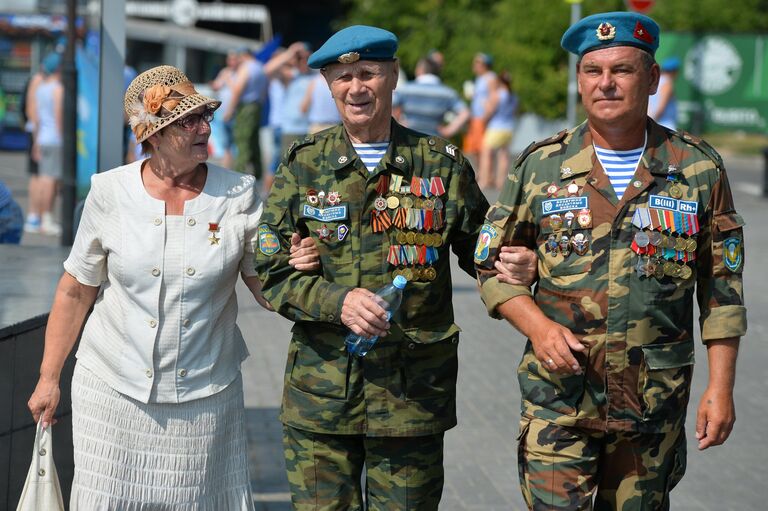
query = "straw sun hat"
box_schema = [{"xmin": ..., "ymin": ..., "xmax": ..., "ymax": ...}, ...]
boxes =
[{"xmin": 124, "ymin": 65, "xmax": 221, "ymax": 143}]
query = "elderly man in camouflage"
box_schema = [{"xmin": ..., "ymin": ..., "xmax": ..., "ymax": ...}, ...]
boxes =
[
  {"xmin": 255, "ymin": 25, "xmax": 531, "ymax": 510},
  {"xmin": 475, "ymin": 12, "xmax": 746, "ymax": 511}
]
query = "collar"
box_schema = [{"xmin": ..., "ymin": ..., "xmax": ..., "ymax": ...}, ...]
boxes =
[
  {"xmin": 559, "ymin": 123, "xmax": 593, "ymax": 180},
  {"xmin": 415, "ymin": 74, "xmax": 441, "ymax": 84},
  {"xmin": 643, "ymin": 118, "xmax": 682, "ymax": 176},
  {"xmin": 326, "ymin": 118, "xmax": 414, "ymax": 179}
]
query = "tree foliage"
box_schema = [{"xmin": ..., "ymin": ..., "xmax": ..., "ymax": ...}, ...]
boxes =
[{"xmin": 341, "ymin": 0, "xmax": 768, "ymax": 119}]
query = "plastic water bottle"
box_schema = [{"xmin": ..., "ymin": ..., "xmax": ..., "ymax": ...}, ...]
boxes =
[{"xmin": 345, "ymin": 275, "xmax": 408, "ymax": 357}]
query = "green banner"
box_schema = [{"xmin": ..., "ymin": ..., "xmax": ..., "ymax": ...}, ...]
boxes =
[{"xmin": 659, "ymin": 33, "xmax": 768, "ymax": 133}]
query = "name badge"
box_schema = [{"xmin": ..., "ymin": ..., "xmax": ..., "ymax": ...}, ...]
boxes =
[
  {"xmin": 649, "ymin": 195, "xmax": 698, "ymax": 214},
  {"xmin": 541, "ymin": 197, "xmax": 588, "ymax": 215},
  {"xmin": 302, "ymin": 204, "xmax": 348, "ymax": 222}
]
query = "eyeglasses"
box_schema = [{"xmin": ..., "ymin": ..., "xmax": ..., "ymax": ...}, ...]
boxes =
[{"xmin": 174, "ymin": 109, "xmax": 215, "ymax": 131}]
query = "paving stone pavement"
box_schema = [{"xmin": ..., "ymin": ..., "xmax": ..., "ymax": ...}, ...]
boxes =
[{"xmin": 2, "ymin": 150, "xmax": 765, "ymax": 509}]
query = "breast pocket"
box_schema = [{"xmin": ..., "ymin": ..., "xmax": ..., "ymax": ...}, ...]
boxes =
[
  {"xmin": 538, "ymin": 224, "xmax": 593, "ymax": 278},
  {"xmin": 302, "ymin": 219, "xmax": 353, "ymax": 265}
]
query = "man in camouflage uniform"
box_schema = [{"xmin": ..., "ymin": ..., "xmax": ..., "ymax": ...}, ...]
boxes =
[
  {"xmin": 255, "ymin": 25, "xmax": 492, "ymax": 510},
  {"xmin": 475, "ymin": 12, "xmax": 746, "ymax": 511}
]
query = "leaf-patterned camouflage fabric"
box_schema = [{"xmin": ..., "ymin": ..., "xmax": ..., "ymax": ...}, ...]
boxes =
[
  {"xmin": 256, "ymin": 119, "xmax": 488, "ymax": 436},
  {"xmin": 476, "ymin": 119, "xmax": 746, "ymax": 435}
]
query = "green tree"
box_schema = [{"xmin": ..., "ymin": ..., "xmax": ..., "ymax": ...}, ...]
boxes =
[{"xmin": 342, "ymin": 0, "xmax": 768, "ymax": 119}]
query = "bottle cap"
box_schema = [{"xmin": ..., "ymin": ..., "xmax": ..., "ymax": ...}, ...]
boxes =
[{"xmin": 392, "ymin": 275, "xmax": 408, "ymax": 289}]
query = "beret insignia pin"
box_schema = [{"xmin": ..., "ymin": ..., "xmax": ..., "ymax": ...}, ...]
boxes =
[
  {"xmin": 596, "ymin": 22, "xmax": 616, "ymax": 41},
  {"xmin": 338, "ymin": 51, "xmax": 360, "ymax": 64},
  {"xmin": 633, "ymin": 21, "xmax": 654, "ymax": 43}
]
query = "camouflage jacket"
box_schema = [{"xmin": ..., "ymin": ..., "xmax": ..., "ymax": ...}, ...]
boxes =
[
  {"xmin": 255, "ymin": 119, "xmax": 488, "ymax": 436},
  {"xmin": 475, "ymin": 120, "xmax": 746, "ymax": 434}
]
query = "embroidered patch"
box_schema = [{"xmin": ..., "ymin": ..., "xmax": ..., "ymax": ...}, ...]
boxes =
[
  {"xmin": 258, "ymin": 225, "xmax": 280, "ymax": 255},
  {"xmin": 474, "ymin": 224, "xmax": 498, "ymax": 262},
  {"xmin": 541, "ymin": 197, "xmax": 589, "ymax": 215},
  {"xmin": 723, "ymin": 237, "xmax": 743, "ymax": 272},
  {"xmin": 649, "ymin": 195, "xmax": 698, "ymax": 214},
  {"xmin": 337, "ymin": 224, "xmax": 349, "ymax": 241},
  {"xmin": 302, "ymin": 204, "xmax": 348, "ymax": 222}
]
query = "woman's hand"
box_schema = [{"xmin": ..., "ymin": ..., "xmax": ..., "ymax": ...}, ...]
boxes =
[
  {"xmin": 289, "ymin": 232, "xmax": 321, "ymax": 271},
  {"xmin": 243, "ymin": 275, "xmax": 274, "ymax": 311},
  {"xmin": 28, "ymin": 376, "xmax": 61, "ymax": 429}
]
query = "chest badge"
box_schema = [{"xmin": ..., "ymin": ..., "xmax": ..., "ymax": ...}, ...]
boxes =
[
  {"xmin": 208, "ymin": 222, "xmax": 220, "ymax": 245},
  {"xmin": 316, "ymin": 224, "xmax": 334, "ymax": 241}
]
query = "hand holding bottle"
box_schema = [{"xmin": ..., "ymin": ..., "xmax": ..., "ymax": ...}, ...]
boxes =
[{"xmin": 344, "ymin": 276, "xmax": 407, "ymax": 357}]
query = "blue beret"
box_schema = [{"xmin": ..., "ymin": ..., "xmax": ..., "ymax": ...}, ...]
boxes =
[
  {"xmin": 308, "ymin": 25, "xmax": 398, "ymax": 69},
  {"xmin": 561, "ymin": 11, "xmax": 659, "ymax": 58}
]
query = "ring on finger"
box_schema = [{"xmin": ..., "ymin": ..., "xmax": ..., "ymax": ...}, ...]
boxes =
[{"xmin": 546, "ymin": 358, "xmax": 554, "ymax": 366}]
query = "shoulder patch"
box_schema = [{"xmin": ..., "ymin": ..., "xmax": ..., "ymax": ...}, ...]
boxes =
[
  {"xmin": 514, "ymin": 129, "xmax": 568, "ymax": 169},
  {"xmin": 258, "ymin": 224, "xmax": 281, "ymax": 255},
  {"xmin": 723, "ymin": 236, "xmax": 743, "ymax": 273},
  {"xmin": 428, "ymin": 137, "xmax": 462, "ymax": 162},
  {"xmin": 674, "ymin": 131, "xmax": 724, "ymax": 169}
]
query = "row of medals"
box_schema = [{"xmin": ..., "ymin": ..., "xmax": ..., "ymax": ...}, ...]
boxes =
[
  {"xmin": 633, "ymin": 229, "xmax": 696, "ymax": 280},
  {"xmin": 636, "ymin": 166, "xmax": 696, "ymax": 280},
  {"xmin": 375, "ymin": 191, "xmax": 444, "ymax": 282}
]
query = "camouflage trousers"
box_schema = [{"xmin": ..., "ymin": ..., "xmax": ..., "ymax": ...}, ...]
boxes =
[
  {"xmin": 517, "ymin": 416, "xmax": 686, "ymax": 511},
  {"xmin": 233, "ymin": 101, "xmax": 263, "ymax": 178},
  {"xmin": 283, "ymin": 426, "xmax": 444, "ymax": 510}
]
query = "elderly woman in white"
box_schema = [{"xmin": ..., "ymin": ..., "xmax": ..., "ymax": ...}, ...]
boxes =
[{"xmin": 27, "ymin": 65, "xmax": 318, "ymax": 510}]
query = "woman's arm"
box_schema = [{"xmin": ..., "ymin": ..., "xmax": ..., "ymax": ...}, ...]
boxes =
[{"xmin": 27, "ymin": 272, "xmax": 99, "ymax": 427}]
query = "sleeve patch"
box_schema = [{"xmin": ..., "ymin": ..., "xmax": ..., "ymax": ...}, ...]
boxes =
[
  {"xmin": 723, "ymin": 237, "xmax": 743, "ymax": 273},
  {"xmin": 258, "ymin": 224, "xmax": 281, "ymax": 255},
  {"xmin": 474, "ymin": 223, "xmax": 499, "ymax": 262}
]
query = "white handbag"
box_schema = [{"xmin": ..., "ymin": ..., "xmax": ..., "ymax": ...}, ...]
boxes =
[{"xmin": 16, "ymin": 420, "xmax": 65, "ymax": 511}]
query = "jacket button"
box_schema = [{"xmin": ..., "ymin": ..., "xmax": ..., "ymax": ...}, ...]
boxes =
[
  {"xmin": 38, "ymin": 448, "xmax": 47, "ymax": 456},
  {"xmin": 151, "ymin": 267, "xmax": 160, "ymax": 277},
  {"xmin": 187, "ymin": 218, "xmax": 196, "ymax": 226},
  {"xmin": 149, "ymin": 319, "xmax": 157, "ymax": 328},
  {"xmin": 145, "ymin": 368, "xmax": 153, "ymax": 378},
  {"xmin": 408, "ymin": 342, "xmax": 416, "ymax": 350},
  {"xmin": 451, "ymin": 337, "xmax": 458, "ymax": 344},
  {"xmin": 153, "ymin": 218, "xmax": 162, "ymax": 226},
  {"xmin": 177, "ymin": 368, "xmax": 187, "ymax": 377},
  {"xmin": 38, "ymin": 469, "xmax": 46, "ymax": 476},
  {"xmin": 326, "ymin": 314, "xmax": 335, "ymax": 321},
  {"xmin": 186, "ymin": 267, "xmax": 196, "ymax": 276},
  {"xmin": 395, "ymin": 155, "xmax": 405, "ymax": 164},
  {"xmin": 182, "ymin": 318, "xmax": 191, "ymax": 327},
  {"xmin": 633, "ymin": 180, "xmax": 643, "ymax": 188},
  {"xmin": 338, "ymin": 156, "xmax": 348, "ymax": 164}
]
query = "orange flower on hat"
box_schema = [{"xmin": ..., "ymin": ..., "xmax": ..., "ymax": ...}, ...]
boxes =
[{"xmin": 143, "ymin": 84, "xmax": 171, "ymax": 115}]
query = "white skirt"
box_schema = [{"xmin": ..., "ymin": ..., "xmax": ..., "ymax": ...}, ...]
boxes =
[{"xmin": 70, "ymin": 363, "xmax": 254, "ymax": 510}]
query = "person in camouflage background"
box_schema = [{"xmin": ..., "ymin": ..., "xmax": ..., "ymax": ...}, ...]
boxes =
[
  {"xmin": 255, "ymin": 25, "xmax": 533, "ymax": 510},
  {"xmin": 475, "ymin": 12, "xmax": 747, "ymax": 511}
]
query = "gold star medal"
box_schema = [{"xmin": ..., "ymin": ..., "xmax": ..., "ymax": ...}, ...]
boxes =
[{"xmin": 208, "ymin": 222, "xmax": 220, "ymax": 245}]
